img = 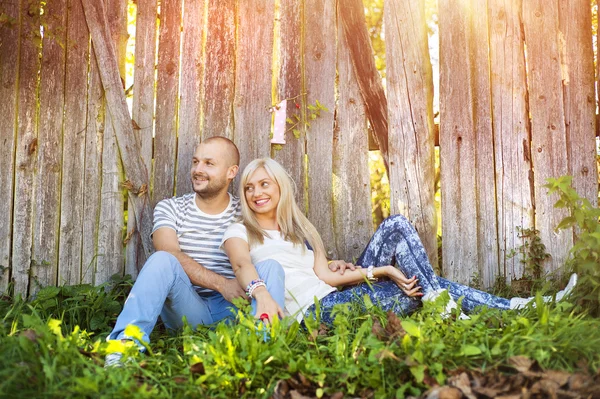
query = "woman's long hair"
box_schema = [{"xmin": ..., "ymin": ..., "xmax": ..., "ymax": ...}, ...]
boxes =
[{"xmin": 239, "ymin": 158, "xmax": 325, "ymax": 255}]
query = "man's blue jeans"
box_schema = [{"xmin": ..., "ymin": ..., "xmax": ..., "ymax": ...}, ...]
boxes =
[{"xmin": 107, "ymin": 251, "xmax": 285, "ymax": 344}]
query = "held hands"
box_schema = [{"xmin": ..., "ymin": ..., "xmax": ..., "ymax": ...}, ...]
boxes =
[
  {"xmin": 328, "ymin": 260, "xmax": 359, "ymax": 275},
  {"xmin": 383, "ymin": 266, "xmax": 423, "ymax": 297}
]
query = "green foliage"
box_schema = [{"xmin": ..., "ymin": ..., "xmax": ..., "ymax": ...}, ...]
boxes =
[
  {"xmin": 507, "ymin": 226, "xmax": 550, "ymax": 280},
  {"xmin": 545, "ymin": 175, "xmax": 600, "ymax": 316},
  {"xmin": 1, "ymin": 285, "xmax": 599, "ymax": 398}
]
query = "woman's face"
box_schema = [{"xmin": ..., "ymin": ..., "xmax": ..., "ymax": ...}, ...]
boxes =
[{"xmin": 244, "ymin": 166, "xmax": 281, "ymax": 219}]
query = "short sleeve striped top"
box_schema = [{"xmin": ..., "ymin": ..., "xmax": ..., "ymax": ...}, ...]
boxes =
[{"xmin": 152, "ymin": 192, "xmax": 241, "ymax": 295}]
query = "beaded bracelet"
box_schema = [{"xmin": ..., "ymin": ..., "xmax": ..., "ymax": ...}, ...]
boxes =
[{"xmin": 245, "ymin": 279, "xmax": 266, "ymax": 298}]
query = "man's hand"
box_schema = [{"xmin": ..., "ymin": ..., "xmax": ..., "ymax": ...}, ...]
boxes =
[
  {"xmin": 328, "ymin": 260, "xmax": 359, "ymax": 275},
  {"xmin": 218, "ymin": 278, "xmax": 248, "ymax": 303}
]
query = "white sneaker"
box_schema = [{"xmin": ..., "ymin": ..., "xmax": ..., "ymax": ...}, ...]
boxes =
[
  {"xmin": 509, "ymin": 273, "xmax": 578, "ymax": 310},
  {"xmin": 422, "ymin": 288, "xmax": 470, "ymax": 320},
  {"xmin": 104, "ymin": 352, "xmax": 124, "ymax": 368}
]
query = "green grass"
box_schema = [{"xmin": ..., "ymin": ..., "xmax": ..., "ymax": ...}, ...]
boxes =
[{"xmin": 1, "ymin": 278, "xmax": 600, "ymax": 399}]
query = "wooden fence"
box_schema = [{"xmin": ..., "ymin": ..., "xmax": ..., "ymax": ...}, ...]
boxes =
[{"xmin": 0, "ymin": 0, "xmax": 597, "ymax": 296}]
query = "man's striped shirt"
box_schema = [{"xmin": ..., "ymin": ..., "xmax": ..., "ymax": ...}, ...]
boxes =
[{"xmin": 152, "ymin": 193, "xmax": 241, "ymax": 295}]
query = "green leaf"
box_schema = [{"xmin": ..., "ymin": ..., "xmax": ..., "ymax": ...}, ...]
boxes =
[
  {"xmin": 461, "ymin": 345, "xmax": 481, "ymax": 356},
  {"xmin": 401, "ymin": 320, "xmax": 420, "ymax": 337},
  {"xmin": 556, "ymin": 217, "xmax": 575, "ymax": 230},
  {"xmin": 409, "ymin": 365, "xmax": 425, "ymax": 383}
]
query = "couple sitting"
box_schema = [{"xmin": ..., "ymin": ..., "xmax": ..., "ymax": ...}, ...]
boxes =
[{"xmin": 106, "ymin": 136, "xmax": 577, "ymax": 365}]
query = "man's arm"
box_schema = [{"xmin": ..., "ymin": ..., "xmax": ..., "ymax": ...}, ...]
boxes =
[{"xmin": 152, "ymin": 227, "xmax": 246, "ymax": 302}]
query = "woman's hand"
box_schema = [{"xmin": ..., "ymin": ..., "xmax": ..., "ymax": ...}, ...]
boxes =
[
  {"xmin": 252, "ymin": 288, "xmax": 285, "ymax": 322},
  {"xmin": 328, "ymin": 260, "xmax": 359, "ymax": 275},
  {"xmin": 383, "ymin": 266, "xmax": 422, "ymax": 297}
]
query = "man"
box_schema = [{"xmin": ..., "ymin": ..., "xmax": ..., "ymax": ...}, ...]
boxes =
[{"xmin": 106, "ymin": 137, "xmax": 285, "ymax": 366}]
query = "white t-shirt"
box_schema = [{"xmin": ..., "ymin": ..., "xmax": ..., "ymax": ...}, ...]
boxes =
[{"xmin": 221, "ymin": 223, "xmax": 336, "ymax": 321}]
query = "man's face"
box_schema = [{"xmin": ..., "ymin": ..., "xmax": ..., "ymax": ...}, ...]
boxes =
[{"xmin": 190, "ymin": 142, "xmax": 236, "ymax": 198}]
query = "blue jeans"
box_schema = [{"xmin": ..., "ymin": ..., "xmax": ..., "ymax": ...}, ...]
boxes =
[
  {"xmin": 307, "ymin": 215, "xmax": 510, "ymax": 324},
  {"xmin": 108, "ymin": 251, "xmax": 285, "ymax": 344}
]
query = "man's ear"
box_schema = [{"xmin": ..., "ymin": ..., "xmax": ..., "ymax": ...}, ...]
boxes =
[{"xmin": 227, "ymin": 165, "xmax": 239, "ymax": 180}]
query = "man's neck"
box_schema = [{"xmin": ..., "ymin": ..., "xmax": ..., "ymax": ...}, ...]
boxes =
[{"xmin": 194, "ymin": 191, "xmax": 231, "ymax": 215}]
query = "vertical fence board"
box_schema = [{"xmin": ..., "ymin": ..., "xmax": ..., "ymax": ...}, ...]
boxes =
[
  {"xmin": 0, "ymin": 1, "xmax": 20, "ymax": 292},
  {"xmin": 559, "ymin": 0, "xmax": 597, "ymax": 207},
  {"xmin": 82, "ymin": 50, "xmax": 104, "ymax": 284},
  {"xmin": 58, "ymin": 0, "xmax": 89, "ymax": 285},
  {"xmin": 128, "ymin": 0, "xmax": 158, "ymax": 277},
  {"xmin": 177, "ymin": 0, "xmax": 204, "ymax": 195},
  {"xmin": 273, "ymin": 0, "xmax": 305, "ymax": 208},
  {"xmin": 489, "ymin": 0, "xmax": 534, "ymax": 283},
  {"xmin": 95, "ymin": 0, "xmax": 127, "ymax": 284},
  {"xmin": 334, "ymin": 20, "xmax": 373, "ymax": 261},
  {"xmin": 153, "ymin": 0, "xmax": 182, "ymax": 205},
  {"xmin": 233, "ymin": 0, "xmax": 274, "ymax": 170},
  {"xmin": 202, "ymin": 0, "xmax": 235, "ymax": 140},
  {"xmin": 470, "ymin": 0, "xmax": 499, "ymax": 288},
  {"xmin": 384, "ymin": 0, "xmax": 438, "ymax": 269},
  {"xmin": 439, "ymin": 0, "xmax": 497, "ymax": 284},
  {"xmin": 523, "ymin": 0, "xmax": 572, "ymax": 273},
  {"xmin": 304, "ymin": 0, "xmax": 337, "ymax": 258},
  {"xmin": 12, "ymin": 0, "xmax": 41, "ymax": 295},
  {"xmin": 31, "ymin": 0, "xmax": 67, "ymax": 294}
]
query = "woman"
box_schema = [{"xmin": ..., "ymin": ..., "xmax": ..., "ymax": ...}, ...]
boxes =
[{"xmin": 221, "ymin": 158, "xmax": 577, "ymax": 324}]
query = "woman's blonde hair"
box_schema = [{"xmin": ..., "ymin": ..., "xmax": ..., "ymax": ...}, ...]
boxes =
[{"xmin": 239, "ymin": 158, "xmax": 325, "ymax": 255}]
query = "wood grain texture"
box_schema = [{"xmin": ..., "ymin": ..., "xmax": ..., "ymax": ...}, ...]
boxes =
[
  {"xmin": 333, "ymin": 20, "xmax": 373, "ymax": 261},
  {"xmin": 31, "ymin": 0, "xmax": 67, "ymax": 294},
  {"xmin": 12, "ymin": 1, "xmax": 41, "ymax": 296},
  {"xmin": 57, "ymin": 0, "xmax": 90, "ymax": 285},
  {"xmin": 489, "ymin": 0, "xmax": 534, "ymax": 283},
  {"xmin": 82, "ymin": 0, "xmax": 154, "ymax": 259},
  {"xmin": 522, "ymin": 0, "xmax": 572, "ymax": 273},
  {"xmin": 384, "ymin": 0, "xmax": 438, "ymax": 270},
  {"xmin": 177, "ymin": 0, "xmax": 204, "ymax": 195},
  {"xmin": 153, "ymin": 0, "xmax": 182, "ymax": 205},
  {"xmin": 0, "ymin": 0, "xmax": 19, "ymax": 292},
  {"xmin": 273, "ymin": 0, "xmax": 305, "ymax": 209},
  {"xmin": 439, "ymin": 0, "xmax": 499, "ymax": 285},
  {"xmin": 339, "ymin": 0, "xmax": 389, "ymax": 169},
  {"xmin": 82, "ymin": 51, "xmax": 104, "ymax": 285},
  {"xmin": 558, "ymin": 0, "xmax": 597, "ymax": 208},
  {"xmin": 202, "ymin": 0, "xmax": 235, "ymax": 140},
  {"xmin": 304, "ymin": 0, "xmax": 337, "ymax": 258},
  {"xmin": 96, "ymin": 0, "xmax": 127, "ymax": 285},
  {"xmin": 233, "ymin": 0, "xmax": 274, "ymax": 172}
]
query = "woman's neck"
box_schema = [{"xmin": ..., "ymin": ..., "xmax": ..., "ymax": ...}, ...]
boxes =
[{"xmin": 256, "ymin": 214, "xmax": 278, "ymax": 231}]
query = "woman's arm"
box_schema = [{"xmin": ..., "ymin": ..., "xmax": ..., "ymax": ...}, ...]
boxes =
[
  {"xmin": 313, "ymin": 251, "xmax": 422, "ymax": 297},
  {"xmin": 222, "ymin": 237, "xmax": 284, "ymax": 320}
]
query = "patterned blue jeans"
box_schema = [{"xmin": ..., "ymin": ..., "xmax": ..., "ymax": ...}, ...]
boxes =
[{"xmin": 306, "ymin": 215, "xmax": 510, "ymax": 324}]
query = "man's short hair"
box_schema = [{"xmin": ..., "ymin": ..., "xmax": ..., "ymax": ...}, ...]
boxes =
[{"xmin": 202, "ymin": 136, "xmax": 240, "ymax": 167}]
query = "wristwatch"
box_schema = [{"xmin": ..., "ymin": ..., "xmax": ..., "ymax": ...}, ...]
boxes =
[{"xmin": 366, "ymin": 265, "xmax": 377, "ymax": 281}]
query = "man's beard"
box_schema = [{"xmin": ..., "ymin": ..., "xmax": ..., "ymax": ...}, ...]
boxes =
[{"xmin": 192, "ymin": 173, "xmax": 228, "ymax": 199}]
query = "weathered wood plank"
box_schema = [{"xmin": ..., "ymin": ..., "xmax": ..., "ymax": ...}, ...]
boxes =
[
  {"xmin": 31, "ymin": 0, "xmax": 67, "ymax": 294},
  {"xmin": 304, "ymin": 0, "xmax": 337, "ymax": 258},
  {"xmin": 273, "ymin": 0, "xmax": 305, "ymax": 209},
  {"xmin": 439, "ymin": 0, "xmax": 498, "ymax": 285},
  {"xmin": 127, "ymin": 0, "xmax": 158, "ymax": 278},
  {"xmin": 82, "ymin": 0, "xmax": 154, "ymax": 260},
  {"xmin": 202, "ymin": 0, "xmax": 235, "ymax": 140},
  {"xmin": 0, "ymin": 0, "xmax": 20, "ymax": 292},
  {"xmin": 522, "ymin": 0, "xmax": 572, "ymax": 273},
  {"xmin": 233, "ymin": 0, "xmax": 274, "ymax": 172},
  {"xmin": 12, "ymin": 0, "xmax": 41, "ymax": 296},
  {"xmin": 339, "ymin": 0, "xmax": 389, "ymax": 170},
  {"xmin": 96, "ymin": 0, "xmax": 127, "ymax": 285},
  {"xmin": 384, "ymin": 0, "xmax": 438, "ymax": 270},
  {"xmin": 82, "ymin": 49, "xmax": 104, "ymax": 285},
  {"xmin": 57, "ymin": 0, "xmax": 89, "ymax": 285},
  {"xmin": 333, "ymin": 18, "xmax": 373, "ymax": 261},
  {"xmin": 558, "ymin": 0, "xmax": 597, "ymax": 208},
  {"xmin": 177, "ymin": 0, "xmax": 204, "ymax": 195},
  {"xmin": 153, "ymin": 0, "xmax": 182, "ymax": 205},
  {"xmin": 489, "ymin": 0, "xmax": 534, "ymax": 283}
]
